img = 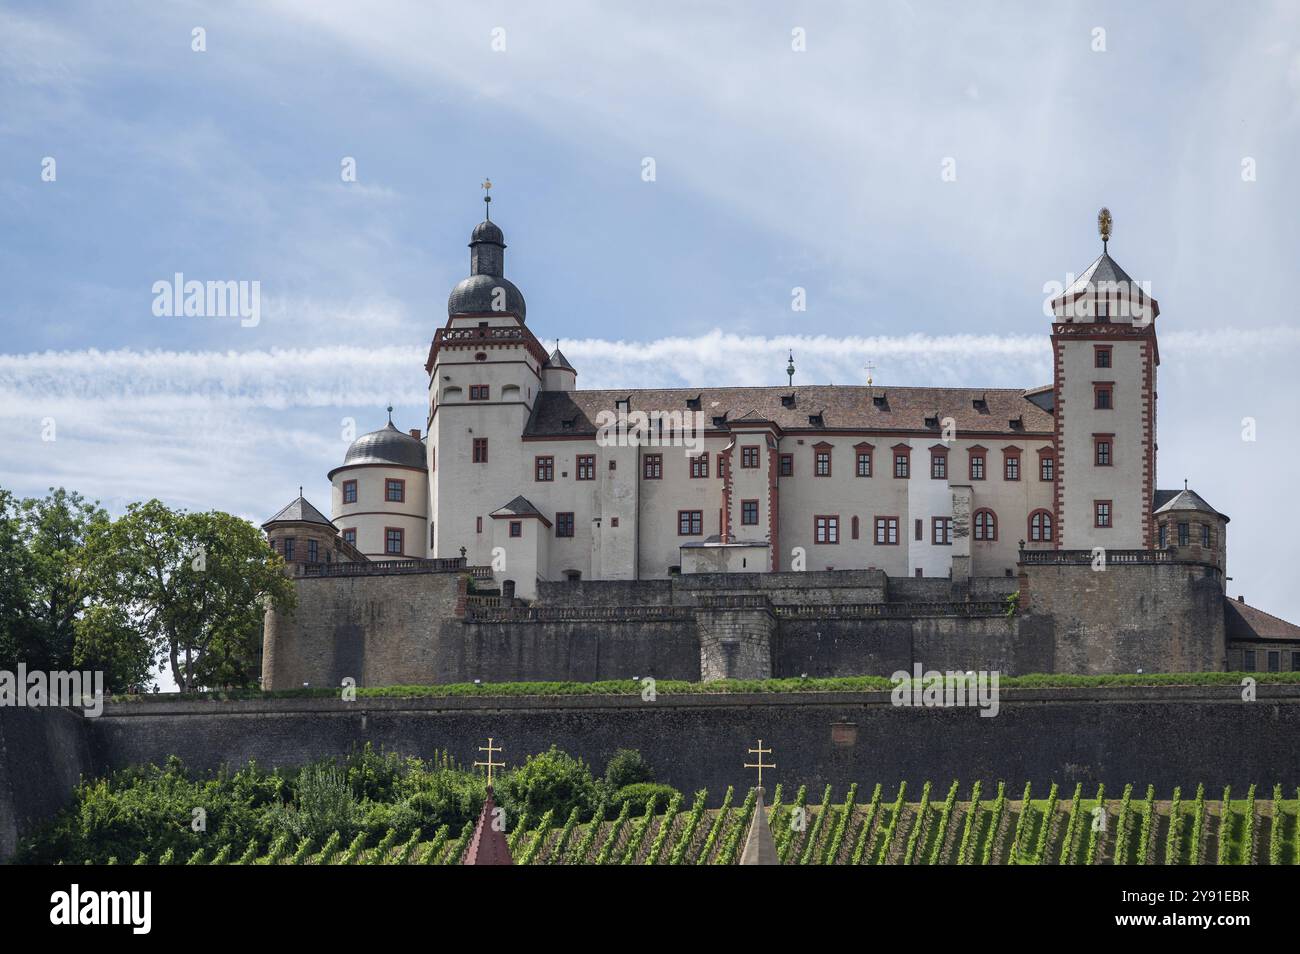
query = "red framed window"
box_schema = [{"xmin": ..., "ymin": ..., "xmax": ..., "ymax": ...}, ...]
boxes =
[
  {"xmin": 678, "ymin": 510, "xmax": 703, "ymax": 536},
  {"xmin": 1029, "ymin": 509, "xmax": 1054, "ymax": 542},
  {"xmin": 1095, "ymin": 500, "xmax": 1112, "ymax": 528},
  {"xmin": 813, "ymin": 443, "xmax": 832, "ymax": 477},
  {"xmin": 643, "ymin": 454, "xmax": 662, "ymax": 479},
  {"xmin": 1002, "ymin": 450, "xmax": 1020, "ymax": 481},
  {"xmin": 930, "ymin": 450, "xmax": 947, "ymax": 480},
  {"xmin": 384, "ymin": 527, "xmax": 404, "ymax": 555},
  {"xmin": 1039, "ymin": 452, "xmax": 1055, "ymax": 482},
  {"xmin": 855, "ymin": 448, "xmax": 873, "ymax": 478},
  {"xmin": 741, "ymin": 499, "xmax": 759, "ymax": 525},
  {"xmin": 469, "ymin": 384, "xmax": 490, "ymax": 401},
  {"xmin": 1094, "ymin": 345, "xmax": 1112, "ymax": 369},
  {"xmin": 509, "ymin": 520, "xmax": 522, "ymax": 538},
  {"xmin": 690, "ymin": 454, "xmax": 710, "ymax": 479},
  {"xmin": 973, "ymin": 509, "xmax": 997, "ymax": 541},
  {"xmin": 932, "ymin": 517, "xmax": 953, "ymax": 545},
  {"xmin": 385, "ymin": 478, "xmax": 405, "ymax": 503},
  {"xmin": 342, "ymin": 528, "xmax": 356, "ymax": 547},
  {"xmin": 814, "ymin": 515, "xmax": 839, "ymax": 544},
  {"xmin": 892, "ymin": 445, "xmax": 910, "ymax": 479},
  {"xmin": 1094, "ymin": 383, "xmax": 1114, "ymax": 409},
  {"xmin": 717, "ymin": 453, "xmax": 727, "ymax": 478},
  {"xmin": 1094, "ymin": 437, "xmax": 1112, "ymax": 466},
  {"xmin": 969, "ymin": 448, "xmax": 986, "ymax": 481},
  {"xmin": 779, "ymin": 453, "xmax": 793, "ymax": 477},
  {"xmin": 342, "ymin": 479, "xmax": 357, "ymax": 504},
  {"xmin": 576, "ymin": 454, "xmax": 595, "ymax": 480},
  {"xmin": 874, "ymin": 516, "xmax": 899, "ymax": 545},
  {"xmin": 535, "ymin": 456, "xmax": 555, "ymax": 481},
  {"xmin": 741, "ymin": 446, "xmax": 760, "ymax": 468},
  {"xmin": 555, "ymin": 512, "xmax": 575, "ymax": 538},
  {"xmin": 472, "ymin": 438, "xmax": 489, "ymax": 463}
]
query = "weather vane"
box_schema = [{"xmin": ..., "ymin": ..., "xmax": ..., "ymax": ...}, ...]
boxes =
[
  {"xmin": 744, "ymin": 739, "xmax": 775, "ymax": 787},
  {"xmin": 1098, "ymin": 207, "xmax": 1112, "ymax": 252},
  {"xmin": 475, "ymin": 737, "xmax": 505, "ymax": 787},
  {"xmin": 482, "ymin": 178, "xmax": 493, "ymax": 219}
]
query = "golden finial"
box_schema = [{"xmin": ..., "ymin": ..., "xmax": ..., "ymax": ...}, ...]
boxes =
[
  {"xmin": 865, "ymin": 360, "xmax": 876, "ymax": 387},
  {"xmin": 744, "ymin": 739, "xmax": 775, "ymax": 788},
  {"xmin": 474, "ymin": 737, "xmax": 505, "ymax": 787},
  {"xmin": 481, "ymin": 178, "xmax": 493, "ymax": 219},
  {"xmin": 1097, "ymin": 207, "xmax": 1112, "ymax": 252}
]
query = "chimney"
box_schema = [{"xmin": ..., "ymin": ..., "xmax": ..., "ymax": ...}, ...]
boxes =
[
  {"xmin": 409, "ymin": 428, "xmax": 421, "ymax": 440},
  {"xmin": 1237, "ymin": 595, "xmax": 1245, "ymax": 603}
]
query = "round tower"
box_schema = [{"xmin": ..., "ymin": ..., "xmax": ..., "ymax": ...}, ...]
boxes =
[{"xmin": 328, "ymin": 410, "xmax": 429, "ymax": 559}]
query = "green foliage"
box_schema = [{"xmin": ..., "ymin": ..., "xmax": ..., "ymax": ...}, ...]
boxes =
[
  {"xmin": 928, "ymin": 781, "xmax": 960, "ymax": 865},
  {"xmin": 272, "ymin": 764, "xmax": 357, "ymax": 844},
  {"xmin": 603, "ymin": 749, "xmax": 654, "ymax": 791},
  {"xmin": 873, "ymin": 782, "xmax": 907, "ymax": 865},
  {"xmin": 570, "ymin": 796, "xmax": 610, "ymax": 864},
  {"xmin": 1057, "ymin": 782, "xmax": 1083, "ymax": 865},
  {"xmin": 1269, "ymin": 785, "xmax": 1283, "ymax": 866},
  {"xmin": 980, "ymin": 782, "xmax": 1007, "ymax": 866},
  {"xmin": 901, "ymin": 781, "xmax": 932, "ymax": 866},
  {"xmin": 612, "ymin": 782, "xmax": 680, "ymax": 816},
  {"xmin": 824, "ymin": 784, "xmax": 858, "ymax": 865},
  {"xmin": 619, "ymin": 799, "xmax": 659, "ymax": 865},
  {"xmin": 717, "ymin": 787, "xmax": 758, "ymax": 866},
  {"xmin": 519, "ymin": 811, "xmax": 555, "ymax": 866},
  {"xmin": 1188, "ymin": 783, "xmax": 1207, "ymax": 864},
  {"xmin": 1112, "ymin": 784, "xmax": 1134, "ymax": 864},
  {"xmin": 696, "ymin": 786, "xmax": 735, "ymax": 865},
  {"xmin": 667, "ymin": 790, "xmax": 708, "ymax": 866},
  {"xmin": 1216, "ymin": 787, "xmax": 1232, "ymax": 865},
  {"xmin": 552, "ymin": 808, "xmax": 582, "ymax": 864},
  {"xmin": 850, "ymin": 784, "xmax": 883, "ymax": 865},
  {"xmin": 594, "ymin": 800, "xmax": 633, "ymax": 865},
  {"xmin": 955, "ymin": 781, "xmax": 982, "ymax": 865},
  {"xmin": 643, "ymin": 793, "xmax": 682, "ymax": 866},
  {"xmin": 498, "ymin": 746, "xmax": 601, "ymax": 825},
  {"xmin": 1242, "ymin": 784, "xmax": 1257, "ymax": 864},
  {"xmin": 1084, "ymin": 784, "xmax": 1106, "ymax": 865},
  {"xmin": 1165, "ymin": 787, "xmax": 1184, "ymax": 865}
]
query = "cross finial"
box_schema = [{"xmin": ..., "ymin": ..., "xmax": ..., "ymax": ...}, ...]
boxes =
[
  {"xmin": 1098, "ymin": 207, "xmax": 1112, "ymax": 252},
  {"xmin": 474, "ymin": 737, "xmax": 505, "ymax": 787},
  {"xmin": 481, "ymin": 178, "xmax": 493, "ymax": 220},
  {"xmin": 744, "ymin": 739, "xmax": 775, "ymax": 788},
  {"xmin": 865, "ymin": 360, "xmax": 876, "ymax": 387}
]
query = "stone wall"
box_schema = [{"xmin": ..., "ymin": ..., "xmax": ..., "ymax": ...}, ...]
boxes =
[
  {"xmin": 0, "ymin": 706, "xmax": 92, "ymax": 860},
  {"xmin": 87, "ymin": 685, "xmax": 1300, "ymax": 800},
  {"xmin": 1021, "ymin": 557, "xmax": 1226, "ymax": 674}
]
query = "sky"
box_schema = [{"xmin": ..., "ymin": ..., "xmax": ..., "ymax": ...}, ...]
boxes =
[{"xmin": 1, "ymin": 0, "xmax": 1298, "ymax": 621}]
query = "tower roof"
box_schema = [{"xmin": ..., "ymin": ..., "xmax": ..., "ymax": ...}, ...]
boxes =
[
  {"xmin": 544, "ymin": 347, "xmax": 575, "ymax": 372},
  {"xmin": 1152, "ymin": 487, "xmax": 1228, "ymax": 521},
  {"xmin": 448, "ymin": 198, "xmax": 527, "ymax": 320},
  {"xmin": 331, "ymin": 421, "xmax": 426, "ymax": 475},
  {"xmin": 462, "ymin": 787, "xmax": 514, "ymax": 865},
  {"xmin": 262, "ymin": 495, "xmax": 334, "ymax": 529}
]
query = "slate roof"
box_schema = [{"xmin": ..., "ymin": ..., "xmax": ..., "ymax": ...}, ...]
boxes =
[
  {"xmin": 1060, "ymin": 252, "xmax": 1140, "ymax": 298},
  {"xmin": 524, "ymin": 386, "xmax": 1054, "ymax": 438},
  {"xmin": 490, "ymin": 496, "xmax": 551, "ymax": 527},
  {"xmin": 1153, "ymin": 488, "xmax": 1228, "ymax": 521},
  {"xmin": 262, "ymin": 496, "xmax": 334, "ymax": 529},
  {"xmin": 1224, "ymin": 598, "xmax": 1300, "ymax": 644},
  {"xmin": 335, "ymin": 422, "xmax": 426, "ymax": 471},
  {"xmin": 544, "ymin": 347, "xmax": 575, "ymax": 372}
]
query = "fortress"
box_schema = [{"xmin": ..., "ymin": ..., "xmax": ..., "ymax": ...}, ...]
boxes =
[{"xmin": 260, "ymin": 201, "xmax": 1300, "ymax": 687}]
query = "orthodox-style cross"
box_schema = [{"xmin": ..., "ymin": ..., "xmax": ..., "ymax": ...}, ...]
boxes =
[
  {"xmin": 744, "ymin": 739, "xmax": 775, "ymax": 787},
  {"xmin": 475, "ymin": 737, "xmax": 505, "ymax": 786}
]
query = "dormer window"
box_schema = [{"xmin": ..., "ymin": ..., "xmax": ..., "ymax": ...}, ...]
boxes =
[
  {"xmin": 924, "ymin": 415, "xmax": 939, "ymax": 429},
  {"xmin": 972, "ymin": 397, "xmax": 988, "ymax": 413},
  {"xmin": 781, "ymin": 394, "xmax": 796, "ymax": 409},
  {"xmin": 712, "ymin": 415, "xmax": 727, "ymax": 428},
  {"xmin": 686, "ymin": 395, "xmax": 702, "ymax": 411},
  {"xmin": 872, "ymin": 395, "xmax": 887, "ymax": 408},
  {"xmin": 808, "ymin": 414, "xmax": 824, "ymax": 427}
]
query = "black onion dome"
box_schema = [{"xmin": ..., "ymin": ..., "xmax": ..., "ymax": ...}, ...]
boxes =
[
  {"xmin": 448, "ymin": 217, "xmax": 527, "ymax": 320},
  {"xmin": 339, "ymin": 423, "xmax": 426, "ymax": 469}
]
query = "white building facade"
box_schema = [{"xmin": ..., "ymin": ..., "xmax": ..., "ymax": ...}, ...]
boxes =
[{"xmin": 275, "ymin": 208, "xmax": 1168, "ymax": 600}]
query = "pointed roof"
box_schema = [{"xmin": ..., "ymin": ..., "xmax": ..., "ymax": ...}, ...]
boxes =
[
  {"xmin": 739, "ymin": 787, "xmax": 780, "ymax": 865},
  {"xmin": 262, "ymin": 495, "xmax": 334, "ymax": 529},
  {"xmin": 489, "ymin": 495, "xmax": 553, "ymax": 528},
  {"xmin": 462, "ymin": 787, "xmax": 514, "ymax": 865},
  {"xmin": 1053, "ymin": 251, "xmax": 1160, "ymax": 318},
  {"xmin": 544, "ymin": 347, "xmax": 575, "ymax": 373},
  {"xmin": 1153, "ymin": 488, "xmax": 1228, "ymax": 522}
]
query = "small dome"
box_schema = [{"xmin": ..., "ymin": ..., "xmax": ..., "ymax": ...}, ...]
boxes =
[
  {"xmin": 338, "ymin": 423, "xmax": 426, "ymax": 470},
  {"xmin": 471, "ymin": 219, "xmax": 504, "ymax": 245},
  {"xmin": 448, "ymin": 274, "xmax": 527, "ymax": 321}
]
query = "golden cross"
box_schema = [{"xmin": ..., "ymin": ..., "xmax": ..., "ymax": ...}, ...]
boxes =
[
  {"xmin": 474, "ymin": 737, "xmax": 505, "ymax": 786},
  {"xmin": 481, "ymin": 177, "xmax": 492, "ymax": 194},
  {"xmin": 744, "ymin": 739, "xmax": 775, "ymax": 787},
  {"xmin": 864, "ymin": 361, "xmax": 876, "ymax": 387}
]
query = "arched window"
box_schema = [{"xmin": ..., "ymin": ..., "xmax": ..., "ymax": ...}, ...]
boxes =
[
  {"xmin": 973, "ymin": 508, "xmax": 997, "ymax": 542},
  {"xmin": 1028, "ymin": 509, "xmax": 1053, "ymax": 542}
]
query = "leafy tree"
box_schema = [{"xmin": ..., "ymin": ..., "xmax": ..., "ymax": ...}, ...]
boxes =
[
  {"xmin": 0, "ymin": 488, "xmax": 36, "ymax": 669},
  {"xmin": 604, "ymin": 748, "xmax": 654, "ymax": 790},
  {"xmin": 500, "ymin": 746, "xmax": 602, "ymax": 823},
  {"xmin": 81, "ymin": 500, "xmax": 294, "ymax": 691}
]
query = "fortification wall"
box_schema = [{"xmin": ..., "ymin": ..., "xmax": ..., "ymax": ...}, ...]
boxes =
[
  {"xmin": 0, "ymin": 706, "xmax": 92, "ymax": 860},
  {"xmin": 1021, "ymin": 558, "xmax": 1227, "ymax": 673},
  {"xmin": 87, "ymin": 685, "xmax": 1300, "ymax": 799}
]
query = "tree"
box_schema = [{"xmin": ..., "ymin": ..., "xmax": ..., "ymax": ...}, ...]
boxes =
[
  {"xmin": 81, "ymin": 500, "xmax": 294, "ymax": 692},
  {"xmin": 0, "ymin": 489, "xmax": 36, "ymax": 669}
]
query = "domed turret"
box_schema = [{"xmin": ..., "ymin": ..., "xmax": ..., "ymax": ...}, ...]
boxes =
[
  {"xmin": 327, "ymin": 409, "xmax": 430, "ymax": 559},
  {"xmin": 447, "ymin": 187, "xmax": 527, "ymax": 321}
]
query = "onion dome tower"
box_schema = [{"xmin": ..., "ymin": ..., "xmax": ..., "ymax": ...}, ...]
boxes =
[{"xmin": 446, "ymin": 179, "xmax": 527, "ymax": 321}]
